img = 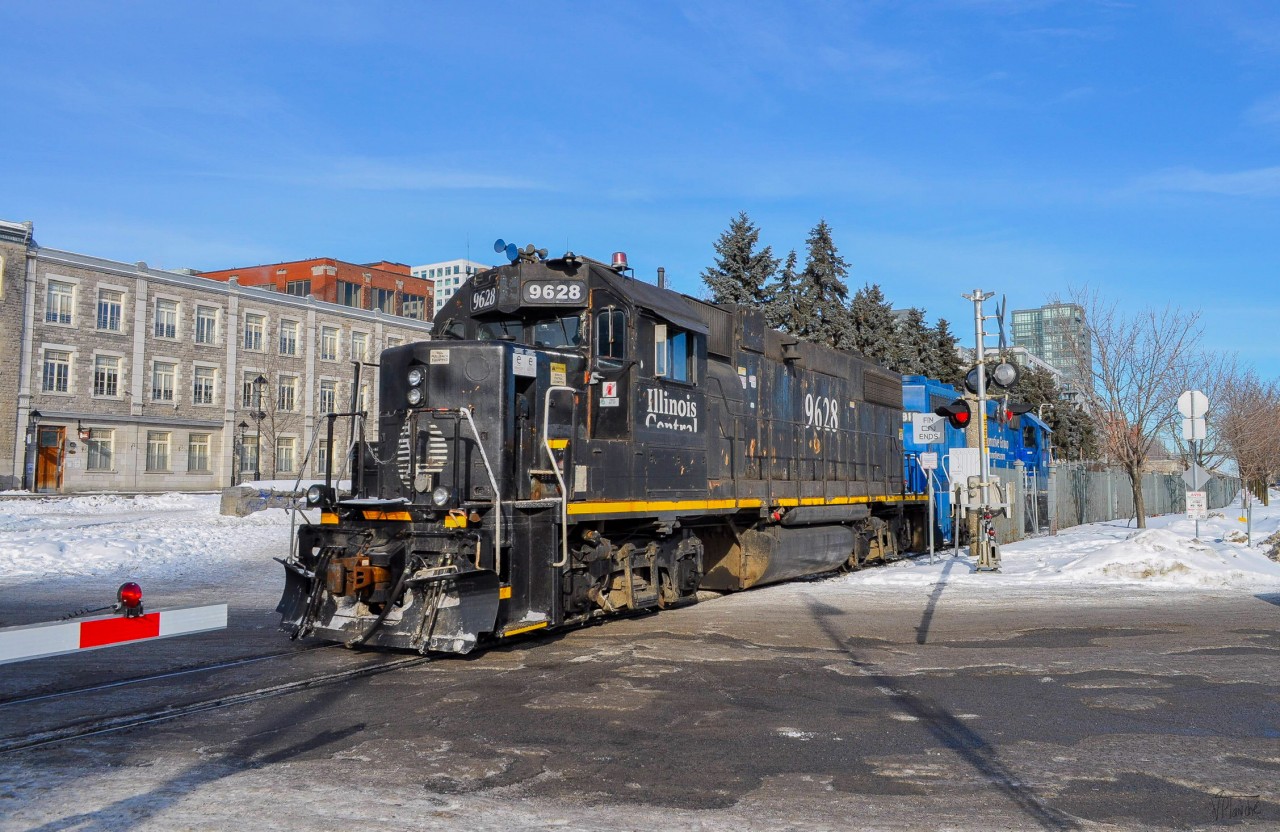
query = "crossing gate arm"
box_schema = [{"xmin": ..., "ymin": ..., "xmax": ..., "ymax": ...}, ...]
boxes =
[{"xmin": 0, "ymin": 604, "xmax": 228, "ymax": 665}]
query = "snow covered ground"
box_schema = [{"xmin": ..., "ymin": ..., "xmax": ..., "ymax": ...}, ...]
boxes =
[
  {"xmin": 0, "ymin": 492, "xmax": 309, "ymax": 587},
  {"xmin": 1, "ymin": 489, "xmax": 1278, "ymax": 597}
]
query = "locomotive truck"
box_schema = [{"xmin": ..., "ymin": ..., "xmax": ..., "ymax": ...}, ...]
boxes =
[{"xmin": 278, "ymin": 248, "xmax": 929, "ymax": 654}]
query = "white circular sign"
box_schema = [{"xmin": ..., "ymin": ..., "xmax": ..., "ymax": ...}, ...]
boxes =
[{"xmin": 1177, "ymin": 390, "xmax": 1208, "ymax": 419}]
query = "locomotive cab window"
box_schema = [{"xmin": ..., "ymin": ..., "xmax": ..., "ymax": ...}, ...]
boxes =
[
  {"xmin": 595, "ymin": 308, "xmax": 626, "ymax": 369},
  {"xmin": 476, "ymin": 319, "xmax": 524, "ymax": 342},
  {"xmin": 654, "ymin": 323, "xmax": 696, "ymax": 384},
  {"xmin": 533, "ymin": 314, "xmax": 583, "ymax": 349}
]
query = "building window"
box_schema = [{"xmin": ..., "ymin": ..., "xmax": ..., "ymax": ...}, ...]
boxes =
[
  {"xmin": 195, "ymin": 306, "xmax": 218, "ymax": 344},
  {"xmin": 242, "ymin": 372, "xmax": 266, "ymax": 409},
  {"xmin": 316, "ymin": 439, "xmax": 329, "ymax": 474},
  {"xmin": 146, "ymin": 431, "xmax": 171, "ymax": 472},
  {"xmin": 193, "ymin": 366, "xmax": 216, "ymax": 405},
  {"xmin": 275, "ymin": 436, "xmax": 296, "ymax": 474},
  {"xmin": 278, "ymin": 376, "xmax": 297, "ymax": 412},
  {"xmin": 241, "ymin": 436, "xmax": 259, "ymax": 474},
  {"xmin": 97, "ymin": 290, "xmax": 122, "ymax": 331},
  {"xmin": 337, "ymin": 281, "xmax": 362, "ymax": 308},
  {"xmin": 279, "ymin": 320, "xmax": 299, "ymax": 356},
  {"xmin": 402, "ymin": 294, "xmax": 424, "ymax": 319},
  {"xmin": 243, "ymin": 313, "xmax": 265, "ymax": 351},
  {"xmin": 151, "ymin": 361, "xmax": 176, "ymax": 402},
  {"xmin": 46, "ymin": 280, "xmax": 74, "ymax": 324},
  {"xmin": 86, "ymin": 428, "xmax": 114, "ymax": 471},
  {"xmin": 319, "ymin": 379, "xmax": 337, "ymax": 414},
  {"xmin": 154, "ymin": 299, "xmax": 178, "ymax": 339},
  {"xmin": 285, "ymin": 279, "xmax": 311, "ymax": 296},
  {"xmin": 373, "ymin": 287, "xmax": 395, "ymax": 313},
  {"xmin": 93, "ymin": 355, "xmax": 121, "ymax": 397},
  {"xmin": 188, "ymin": 433, "xmax": 211, "ymax": 472},
  {"xmin": 42, "ymin": 349, "xmax": 70, "ymax": 393},
  {"xmin": 351, "ymin": 332, "xmax": 368, "ymax": 362},
  {"xmin": 320, "ymin": 326, "xmax": 338, "ymax": 361},
  {"xmin": 386, "ymin": 335, "xmax": 403, "ymax": 348}
]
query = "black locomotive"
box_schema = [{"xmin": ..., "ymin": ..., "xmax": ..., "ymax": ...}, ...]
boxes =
[{"xmin": 277, "ymin": 249, "xmax": 927, "ymax": 654}]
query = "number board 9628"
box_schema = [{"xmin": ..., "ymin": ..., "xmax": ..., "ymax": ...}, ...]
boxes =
[{"xmin": 521, "ymin": 280, "xmax": 586, "ymax": 305}]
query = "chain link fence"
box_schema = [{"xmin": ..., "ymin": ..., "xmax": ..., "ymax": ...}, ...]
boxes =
[{"xmin": 986, "ymin": 462, "xmax": 1240, "ymax": 543}]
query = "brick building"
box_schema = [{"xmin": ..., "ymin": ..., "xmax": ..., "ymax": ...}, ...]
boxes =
[
  {"xmin": 199, "ymin": 258, "xmax": 434, "ymax": 322},
  {"xmin": 3, "ymin": 223, "xmax": 434, "ymax": 493}
]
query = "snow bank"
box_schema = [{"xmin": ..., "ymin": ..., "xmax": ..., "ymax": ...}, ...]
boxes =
[
  {"xmin": 0, "ymin": 493, "xmax": 311, "ymax": 585},
  {"xmin": 819, "ymin": 488, "xmax": 1280, "ymax": 596}
]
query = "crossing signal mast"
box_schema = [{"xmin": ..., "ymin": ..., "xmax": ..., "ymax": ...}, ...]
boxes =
[{"xmin": 957, "ymin": 290, "xmax": 1031, "ymax": 572}]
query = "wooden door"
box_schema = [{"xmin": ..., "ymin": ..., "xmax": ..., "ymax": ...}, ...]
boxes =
[{"xmin": 36, "ymin": 426, "xmax": 64, "ymax": 493}]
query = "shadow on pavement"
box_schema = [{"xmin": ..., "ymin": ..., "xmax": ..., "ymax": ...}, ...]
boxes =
[{"xmin": 807, "ymin": 596, "xmax": 1080, "ymax": 831}]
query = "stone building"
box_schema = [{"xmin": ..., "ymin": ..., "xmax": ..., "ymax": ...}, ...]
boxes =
[{"xmin": 3, "ymin": 223, "xmax": 434, "ymax": 493}]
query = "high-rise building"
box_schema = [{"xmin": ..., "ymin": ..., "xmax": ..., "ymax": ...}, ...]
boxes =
[
  {"xmin": 1010, "ymin": 302, "xmax": 1092, "ymax": 398},
  {"xmin": 411, "ymin": 259, "xmax": 491, "ymax": 317}
]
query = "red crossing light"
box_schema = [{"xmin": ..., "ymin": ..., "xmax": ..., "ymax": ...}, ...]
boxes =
[
  {"xmin": 934, "ymin": 399, "xmax": 972, "ymax": 430},
  {"xmin": 116, "ymin": 582, "xmax": 144, "ymax": 618}
]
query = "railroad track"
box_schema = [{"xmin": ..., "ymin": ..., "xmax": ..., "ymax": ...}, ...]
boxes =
[{"xmin": 0, "ymin": 648, "xmax": 432, "ymax": 755}]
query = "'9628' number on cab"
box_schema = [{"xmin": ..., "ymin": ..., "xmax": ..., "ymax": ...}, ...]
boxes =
[{"xmin": 522, "ymin": 281, "xmax": 585, "ymax": 304}]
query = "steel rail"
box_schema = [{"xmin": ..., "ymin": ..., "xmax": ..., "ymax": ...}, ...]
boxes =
[{"xmin": 0, "ymin": 653, "xmax": 430, "ymax": 755}]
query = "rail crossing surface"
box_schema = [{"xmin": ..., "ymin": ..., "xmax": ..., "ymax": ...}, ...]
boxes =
[{"xmin": 0, "ymin": 565, "xmax": 1276, "ymax": 831}]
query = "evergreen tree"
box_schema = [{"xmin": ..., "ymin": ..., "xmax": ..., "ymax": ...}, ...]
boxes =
[
  {"xmin": 793, "ymin": 220, "xmax": 853, "ymax": 348},
  {"xmin": 926, "ymin": 318, "xmax": 965, "ymax": 387},
  {"xmin": 764, "ymin": 249, "xmax": 801, "ymax": 332},
  {"xmin": 889, "ymin": 307, "xmax": 933, "ymax": 375},
  {"xmin": 701, "ymin": 212, "xmax": 779, "ymax": 306},
  {"xmin": 983, "ymin": 361, "xmax": 1098, "ymax": 461},
  {"xmin": 849, "ymin": 283, "xmax": 897, "ymax": 365}
]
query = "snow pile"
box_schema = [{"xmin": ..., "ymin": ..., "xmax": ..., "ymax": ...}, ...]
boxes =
[
  {"xmin": 831, "ymin": 488, "xmax": 1280, "ymax": 595},
  {"xmin": 1052, "ymin": 527, "xmax": 1280, "ymax": 588}
]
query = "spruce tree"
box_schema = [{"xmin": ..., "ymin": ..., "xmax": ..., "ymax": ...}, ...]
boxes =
[
  {"xmin": 701, "ymin": 212, "xmax": 779, "ymax": 307},
  {"xmin": 764, "ymin": 249, "xmax": 801, "ymax": 332},
  {"xmin": 927, "ymin": 318, "xmax": 965, "ymax": 386},
  {"xmin": 793, "ymin": 219, "xmax": 853, "ymax": 348},
  {"xmin": 890, "ymin": 306, "xmax": 932, "ymax": 375},
  {"xmin": 849, "ymin": 283, "xmax": 896, "ymax": 365}
]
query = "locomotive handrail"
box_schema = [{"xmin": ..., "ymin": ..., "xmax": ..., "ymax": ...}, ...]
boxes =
[
  {"xmin": 456, "ymin": 407, "xmax": 503, "ymax": 576},
  {"xmin": 542, "ymin": 385, "xmax": 576, "ymax": 569}
]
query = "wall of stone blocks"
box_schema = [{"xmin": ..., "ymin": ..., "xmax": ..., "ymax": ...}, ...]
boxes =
[
  {"xmin": 12, "ymin": 244, "xmax": 434, "ymax": 494},
  {"xmin": 0, "ymin": 236, "xmax": 30, "ymax": 489}
]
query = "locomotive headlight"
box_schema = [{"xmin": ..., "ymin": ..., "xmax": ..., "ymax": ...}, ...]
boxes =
[
  {"xmin": 431, "ymin": 485, "xmax": 452, "ymax": 507},
  {"xmin": 306, "ymin": 484, "xmax": 324, "ymax": 506},
  {"xmin": 407, "ymin": 387, "xmax": 423, "ymax": 406},
  {"xmin": 407, "ymin": 368, "xmax": 424, "ymax": 387}
]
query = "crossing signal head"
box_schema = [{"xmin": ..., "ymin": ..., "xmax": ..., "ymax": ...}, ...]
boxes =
[{"xmin": 934, "ymin": 399, "xmax": 971, "ymax": 430}]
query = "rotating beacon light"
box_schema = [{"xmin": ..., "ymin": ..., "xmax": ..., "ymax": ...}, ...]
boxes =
[{"xmin": 115, "ymin": 582, "xmax": 144, "ymax": 618}]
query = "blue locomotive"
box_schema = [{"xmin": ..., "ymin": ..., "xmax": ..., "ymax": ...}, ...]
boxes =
[{"xmin": 901, "ymin": 375, "xmax": 1052, "ymax": 543}]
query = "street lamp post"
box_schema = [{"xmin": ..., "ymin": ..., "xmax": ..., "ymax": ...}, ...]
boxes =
[
  {"xmin": 252, "ymin": 375, "xmax": 267, "ymax": 483},
  {"xmin": 23, "ymin": 410, "xmax": 42, "ymax": 491},
  {"xmin": 235, "ymin": 420, "xmax": 248, "ymax": 486}
]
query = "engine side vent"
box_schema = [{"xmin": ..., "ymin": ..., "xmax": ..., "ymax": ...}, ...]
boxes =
[
  {"xmin": 864, "ymin": 371, "xmax": 904, "ymax": 409},
  {"xmin": 691, "ymin": 300, "xmax": 734, "ymax": 358}
]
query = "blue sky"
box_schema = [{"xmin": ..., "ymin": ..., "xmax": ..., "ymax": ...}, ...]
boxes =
[{"xmin": 2, "ymin": 1, "xmax": 1278, "ymax": 376}]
